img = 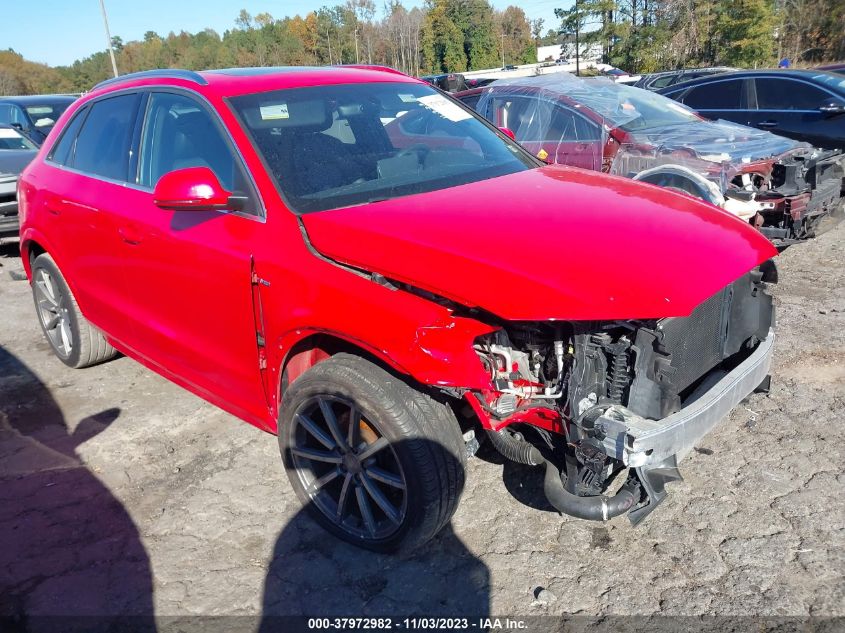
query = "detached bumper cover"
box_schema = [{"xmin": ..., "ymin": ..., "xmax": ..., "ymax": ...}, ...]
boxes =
[{"xmin": 598, "ymin": 327, "xmax": 775, "ymax": 468}]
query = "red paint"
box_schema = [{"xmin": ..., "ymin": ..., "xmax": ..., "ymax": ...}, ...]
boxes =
[
  {"xmin": 18, "ymin": 67, "xmax": 775, "ymax": 438},
  {"xmin": 304, "ymin": 166, "xmax": 775, "ymax": 321},
  {"xmin": 153, "ymin": 167, "xmax": 232, "ymax": 210}
]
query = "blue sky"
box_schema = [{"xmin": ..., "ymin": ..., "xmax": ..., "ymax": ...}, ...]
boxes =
[{"xmin": 5, "ymin": 0, "xmax": 569, "ymax": 67}]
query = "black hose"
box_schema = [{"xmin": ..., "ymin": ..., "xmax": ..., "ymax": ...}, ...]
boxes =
[
  {"xmin": 486, "ymin": 427, "xmax": 639, "ymax": 520},
  {"xmin": 485, "ymin": 429, "xmax": 544, "ymax": 466},
  {"xmin": 542, "ymin": 460, "xmax": 638, "ymax": 521}
]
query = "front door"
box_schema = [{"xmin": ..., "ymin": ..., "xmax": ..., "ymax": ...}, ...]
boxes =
[
  {"xmin": 109, "ymin": 90, "xmax": 271, "ymax": 426},
  {"xmin": 747, "ymin": 77, "xmax": 842, "ymax": 149}
]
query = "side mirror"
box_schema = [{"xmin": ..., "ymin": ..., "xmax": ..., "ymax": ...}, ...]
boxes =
[
  {"xmin": 153, "ymin": 167, "xmax": 236, "ymax": 212},
  {"xmin": 819, "ymin": 99, "xmax": 845, "ymax": 116},
  {"xmin": 499, "ymin": 127, "xmax": 516, "ymax": 140}
]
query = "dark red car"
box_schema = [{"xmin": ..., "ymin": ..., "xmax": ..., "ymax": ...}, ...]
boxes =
[
  {"xmin": 19, "ymin": 67, "xmax": 776, "ymax": 551},
  {"xmin": 457, "ymin": 75, "xmax": 844, "ymax": 244}
]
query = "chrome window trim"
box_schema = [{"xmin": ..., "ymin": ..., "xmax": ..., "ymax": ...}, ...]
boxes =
[{"xmin": 44, "ymin": 84, "xmax": 267, "ymax": 225}]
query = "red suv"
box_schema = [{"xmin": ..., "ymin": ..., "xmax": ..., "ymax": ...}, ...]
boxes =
[{"xmin": 18, "ymin": 67, "xmax": 776, "ymax": 551}]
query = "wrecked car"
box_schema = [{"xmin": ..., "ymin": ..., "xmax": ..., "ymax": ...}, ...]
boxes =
[
  {"xmin": 19, "ymin": 67, "xmax": 776, "ymax": 552},
  {"xmin": 457, "ymin": 74, "xmax": 845, "ymax": 245}
]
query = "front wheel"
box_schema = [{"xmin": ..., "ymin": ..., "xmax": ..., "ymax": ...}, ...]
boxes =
[{"xmin": 278, "ymin": 353, "xmax": 466, "ymax": 553}]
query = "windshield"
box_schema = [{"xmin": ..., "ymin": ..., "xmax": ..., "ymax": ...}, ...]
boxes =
[
  {"xmin": 25, "ymin": 101, "xmax": 72, "ymax": 128},
  {"xmin": 229, "ymin": 82, "xmax": 535, "ymax": 213},
  {"xmin": 588, "ymin": 81, "xmax": 701, "ymax": 132},
  {"xmin": 0, "ymin": 127, "xmax": 37, "ymax": 150}
]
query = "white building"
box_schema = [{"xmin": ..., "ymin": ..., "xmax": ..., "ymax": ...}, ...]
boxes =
[{"xmin": 537, "ymin": 43, "xmax": 603, "ymax": 63}]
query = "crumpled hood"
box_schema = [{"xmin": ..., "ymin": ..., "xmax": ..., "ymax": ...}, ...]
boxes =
[
  {"xmin": 0, "ymin": 149, "xmax": 37, "ymax": 178},
  {"xmin": 625, "ymin": 119, "xmax": 806, "ymax": 164},
  {"xmin": 302, "ymin": 166, "xmax": 776, "ymax": 321}
]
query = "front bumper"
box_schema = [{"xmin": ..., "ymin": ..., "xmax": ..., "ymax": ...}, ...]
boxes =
[
  {"xmin": 596, "ymin": 327, "xmax": 775, "ymax": 469},
  {"xmin": 0, "ymin": 176, "xmax": 18, "ymax": 236}
]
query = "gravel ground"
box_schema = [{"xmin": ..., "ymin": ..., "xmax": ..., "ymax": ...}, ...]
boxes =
[{"xmin": 0, "ymin": 222, "xmax": 843, "ymax": 630}]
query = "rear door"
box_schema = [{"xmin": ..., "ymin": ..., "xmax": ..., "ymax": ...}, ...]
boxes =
[
  {"xmin": 747, "ymin": 77, "xmax": 843, "ymax": 148},
  {"xmin": 109, "ymin": 89, "xmax": 271, "ymax": 425},
  {"xmin": 39, "ymin": 93, "xmax": 142, "ymax": 342}
]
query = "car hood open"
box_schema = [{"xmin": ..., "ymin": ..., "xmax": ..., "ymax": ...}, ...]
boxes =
[{"xmin": 302, "ymin": 166, "xmax": 777, "ymax": 321}]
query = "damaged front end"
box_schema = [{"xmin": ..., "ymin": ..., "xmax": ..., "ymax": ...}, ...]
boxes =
[
  {"xmin": 469, "ymin": 269, "xmax": 775, "ymax": 524},
  {"xmin": 620, "ymin": 141, "xmax": 845, "ymax": 247}
]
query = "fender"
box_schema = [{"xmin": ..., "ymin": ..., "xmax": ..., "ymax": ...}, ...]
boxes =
[
  {"xmin": 271, "ymin": 317, "xmax": 497, "ymax": 423},
  {"xmin": 19, "ymin": 227, "xmax": 84, "ymax": 304}
]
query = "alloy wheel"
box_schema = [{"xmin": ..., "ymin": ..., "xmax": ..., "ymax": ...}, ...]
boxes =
[
  {"xmin": 34, "ymin": 268, "xmax": 73, "ymax": 358},
  {"xmin": 289, "ymin": 395, "xmax": 408, "ymax": 541}
]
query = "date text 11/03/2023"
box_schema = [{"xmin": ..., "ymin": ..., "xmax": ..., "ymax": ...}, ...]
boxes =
[{"xmin": 306, "ymin": 617, "xmax": 528, "ymax": 630}]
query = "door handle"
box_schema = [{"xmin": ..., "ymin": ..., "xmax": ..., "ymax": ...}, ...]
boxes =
[
  {"xmin": 757, "ymin": 120, "xmax": 778, "ymax": 128},
  {"xmin": 118, "ymin": 227, "xmax": 143, "ymax": 245}
]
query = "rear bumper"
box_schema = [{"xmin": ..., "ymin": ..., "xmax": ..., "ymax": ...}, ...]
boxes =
[{"xmin": 597, "ymin": 327, "xmax": 775, "ymax": 468}]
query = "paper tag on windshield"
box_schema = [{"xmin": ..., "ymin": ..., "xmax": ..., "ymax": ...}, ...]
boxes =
[
  {"xmin": 0, "ymin": 128, "xmax": 20, "ymax": 138},
  {"xmin": 417, "ymin": 94, "xmax": 471, "ymax": 122},
  {"xmin": 259, "ymin": 103, "xmax": 289, "ymax": 120},
  {"xmin": 398, "ymin": 94, "xmax": 417, "ymax": 103}
]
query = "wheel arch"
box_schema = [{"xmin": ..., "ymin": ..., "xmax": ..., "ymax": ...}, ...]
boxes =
[
  {"xmin": 20, "ymin": 236, "xmax": 48, "ymax": 277},
  {"xmin": 632, "ymin": 163, "xmax": 725, "ymax": 207},
  {"xmin": 275, "ymin": 331, "xmax": 416, "ymax": 417}
]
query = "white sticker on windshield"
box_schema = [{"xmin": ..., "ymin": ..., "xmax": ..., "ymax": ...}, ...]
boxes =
[
  {"xmin": 259, "ymin": 103, "xmax": 289, "ymax": 120},
  {"xmin": 398, "ymin": 94, "xmax": 417, "ymax": 103},
  {"xmin": 417, "ymin": 94, "xmax": 472, "ymax": 122},
  {"xmin": 0, "ymin": 128, "xmax": 21, "ymax": 138}
]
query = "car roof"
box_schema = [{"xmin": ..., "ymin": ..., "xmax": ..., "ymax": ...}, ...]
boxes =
[
  {"xmin": 86, "ymin": 66, "xmax": 420, "ymax": 100},
  {"xmin": 0, "ymin": 94, "xmax": 78, "ymax": 104},
  {"xmin": 661, "ymin": 68, "xmax": 845, "ymax": 91}
]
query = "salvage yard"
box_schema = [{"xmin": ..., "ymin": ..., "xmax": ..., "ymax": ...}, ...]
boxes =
[{"xmin": 1, "ymin": 221, "xmax": 843, "ymax": 621}]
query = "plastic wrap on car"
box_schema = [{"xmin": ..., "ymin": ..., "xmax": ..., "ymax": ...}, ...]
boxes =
[{"xmin": 475, "ymin": 73, "xmax": 814, "ymax": 192}]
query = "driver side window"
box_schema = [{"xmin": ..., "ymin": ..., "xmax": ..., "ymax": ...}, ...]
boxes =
[{"xmin": 138, "ymin": 92, "xmax": 258, "ymax": 215}]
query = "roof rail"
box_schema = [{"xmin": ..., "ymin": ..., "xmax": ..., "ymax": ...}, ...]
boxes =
[
  {"xmin": 92, "ymin": 69, "xmax": 208, "ymax": 92},
  {"xmin": 338, "ymin": 65, "xmax": 409, "ymax": 77}
]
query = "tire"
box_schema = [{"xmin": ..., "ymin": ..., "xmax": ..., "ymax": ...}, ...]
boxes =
[
  {"xmin": 31, "ymin": 253, "xmax": 117, "ymax": 369},
  {"xmin": 279, "ymin": 353, "xmax": 466, "ymax": 553}
]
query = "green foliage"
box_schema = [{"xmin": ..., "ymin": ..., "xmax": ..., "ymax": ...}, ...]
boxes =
[
  {"xmin": 421, "ymin": 1, "xmax": 466, "ymax": 72},
  {"xmin": 714, "ymin": 0, "xmax": 776, "ymax": 66}
]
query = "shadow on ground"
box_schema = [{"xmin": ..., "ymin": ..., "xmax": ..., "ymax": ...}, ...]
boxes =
[
  {"xmin": 0, "ymin": 346, "xmax": 155, "ymax": 632},
  {"xmin": 259, "ymin": 438, "xmax": 490, "ymax": 629}
]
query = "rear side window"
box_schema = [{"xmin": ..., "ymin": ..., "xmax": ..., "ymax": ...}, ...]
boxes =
[
  {"xmin": 649, "ymin": 76, "xmax": 676, "ymax": 89},
  {"xmin": 755, "ymin": 78, "xmax": 829, "ymax": 110},
  {"xmin": 681, "ymin": 79, "xmax": 743, "ymax": 110},
  {"xmin": 72, "ymin": 94, "xmax": 139, "ymax": 181},
  {"xmin": 48, "ymin": 106, "xmax": 88, "ymax": 166}
]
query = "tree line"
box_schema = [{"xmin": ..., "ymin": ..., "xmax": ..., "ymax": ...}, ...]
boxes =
[
  {"xmin": 554, "ymin": 0, "xmax": 845, "ymax": 73},
  {"xmin": 0, "ymin": 0, "xmax": 842, "ymax": 95}
]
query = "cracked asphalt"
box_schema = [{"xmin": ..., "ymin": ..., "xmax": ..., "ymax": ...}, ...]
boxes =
[{"xmin": 0, "ymin": 220, "xmax": 843, "ymax": 627}]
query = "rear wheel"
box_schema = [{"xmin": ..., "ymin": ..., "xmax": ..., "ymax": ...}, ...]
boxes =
[
  {"xmin": 31, "ymin": 253, "xmax": 117, "ymax": 368},
  {"xmin": 279, "ymin": 353, "xmax": 466, "ymax": 553}
]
